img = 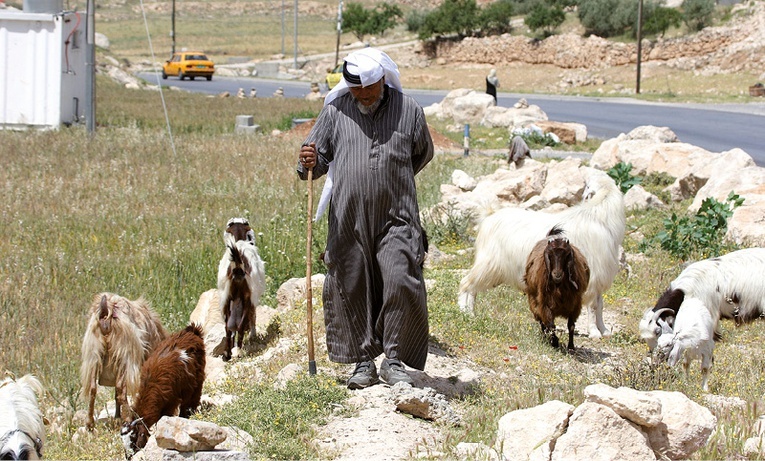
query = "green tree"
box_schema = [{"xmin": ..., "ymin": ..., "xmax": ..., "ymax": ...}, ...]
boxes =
[
  {"xmin": 643, "ymin": 6, "xmax": 682, "ymax": 37},
  {"xmin": 578, "ymin": 0, "xmax": 630, "ymax": 37},
  {"xmin": 525, "ymin": 2, "xmax": 566, "ymax": 37},
  {"xmin": 477, "ymin": 0, "xmax": 515, "ymax": 35},
  {"xmin": 343, "ymin": 2, "xmax": 403, "ymax": 43},
  {"xmin": 682, "ymin": 0, "xmax": 715, "ymax": 31},
  {"xmin": 418, "ymin": 0, "xmax": 479, "ymax": 40}
]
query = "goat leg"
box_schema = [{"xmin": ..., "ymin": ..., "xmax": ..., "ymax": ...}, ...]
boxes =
[
  {"xmin": 86, "ymin": 379, "xmax": 97, "ymax": 430},
  {"xmin": 116, "ymin": 374, "xmax": 130, "ymax": 423},
  {"xmin": 223, "ymin": 328, "xmax": 232, "ymax": 361},
  {"xmin": 567, "ymin": 316, "xmax": 576, "ymax": 351}
]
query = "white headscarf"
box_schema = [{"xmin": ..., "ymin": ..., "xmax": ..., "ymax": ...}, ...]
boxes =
[{"xmin": 315, "ymin": 48, "xmax": 403, "ymax": 221}]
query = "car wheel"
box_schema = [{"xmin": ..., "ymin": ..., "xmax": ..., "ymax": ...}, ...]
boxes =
[
  {"xmin": 162, "ymin": 70, "xmax": 168, "ymax": 80},
  {"xmin": 206, "ymin": 76, "xmax": 212, "ymax": 81},
  {"xmin": 190, "ymin": 76, "xmax": 195, "ymax": 81},
  {"xmin": 179, "ymin": 72, "xmax": 185, "ymax": 81}
]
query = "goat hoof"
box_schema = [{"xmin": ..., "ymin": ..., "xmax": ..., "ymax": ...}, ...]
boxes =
[
  {"xmin": 549, "ymin": 336, "xmax": 559, "ymax": 348},
  {"xmin": 222, "ymin": 354, "xmax": 231, "ymax": 362}
]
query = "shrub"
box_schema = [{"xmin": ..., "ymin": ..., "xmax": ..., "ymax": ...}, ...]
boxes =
[
  {"xmin": 476, "ymin": 0, "xmax": 515, "ymax": 35},
  {"xmin": 418, "ymin": 0, "xmax": 480, "ymax": 39},
  {"xmin": 342, "ymin": 2, "xmax": 403, "ymax": 43},
  {"xmin": 643, "ymin": 6, "xmax": 683, "ymax": 37},
  {"xmin": 607, "ymin": 162, "xmax": 642, "ymax": 193},
  {"xmin": 525, "ymin": 2, "xmax": 566, "ymax": 37},
  {"xmin": 578, "ymin": 0, "xmax": 631, "ymax": 37},
  {"xmin": 682, "ymin": 0, "xmax": 715, "ymax": 31},
  {"xmin": 650, "ymin": 191, "xmax": 744, "ymax": 259}
]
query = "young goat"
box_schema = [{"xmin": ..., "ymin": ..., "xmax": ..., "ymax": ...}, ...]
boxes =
[
  {"xmin": 217, "ymin": 218, "xmax": 266, "ymax": 361},
  {"xmin": 80, "ymin": 293, "xmax": 167, "ymax": 430},
  {"xmin": 524, "ymin": 226, "xmax": 590, "ymax": 350},
  {"xmin": 0, "ymin": 374, "xmax": 45, "ymax": 460},
  {"xmin": 639, "ymin": 248, "xmax": 765, "ymax": 352},
  {"xmin": 654, "ymin": 297, "xmax": 715, "ymax": 391},
  {"xmin": 121, "ymin": 324, "xmax": 206, "ymax": 457}
]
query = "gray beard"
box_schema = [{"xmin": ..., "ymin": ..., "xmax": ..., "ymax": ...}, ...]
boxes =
[{"xmin": 356, "ymin": 97, "xmax": 382, "ymax": 115}]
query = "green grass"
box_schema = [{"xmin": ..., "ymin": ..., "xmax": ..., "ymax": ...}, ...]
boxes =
[{"xmin": 3, "ymin": 40, "xmax": 765, "ymax": 461}]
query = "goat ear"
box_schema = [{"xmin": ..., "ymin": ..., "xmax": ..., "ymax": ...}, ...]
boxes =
[
  {"xmin": 567, "ymin": 260, "xmax": 579, "ymax": 290},
  {"xmin": 246, "ymin": 229, "xmax": 256, "ymax": 244}
]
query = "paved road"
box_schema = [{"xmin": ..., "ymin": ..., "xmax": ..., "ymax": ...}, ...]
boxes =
[{"xmin": 138, "ymin": 72, "xmax": 765, "ymax": 165}]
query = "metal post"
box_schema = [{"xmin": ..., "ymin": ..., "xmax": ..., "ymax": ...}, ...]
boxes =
[
  {"xmin": 85, "ymin": 0, "xmax": 95, "ymax": 135},
  {"xmin": 171, "ymin": 0, "xmax": 176, "ymax": 54},
  {"xmin": 334, "ymin": 0, "xmax": 343, "ymax": 67},
  {"xmin": 281, "ymin": 0, "xmax": 285, "ymax": 55},
  {"xmin": 293, "ymin": 0, "xmax": 298, "ymax": 69},
  {"xmin": 636, "ymin": 0, "xmax": 643, "ymax": 94},
  {"xmin": 463, "ymin": 124, "xmax": 470, "ymax": 157}
]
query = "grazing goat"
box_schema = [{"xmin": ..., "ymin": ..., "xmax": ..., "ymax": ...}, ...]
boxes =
[
  {"xmin": 458, "ymin": 170, "xmax": 625, "ymax": 338},
  {"xmin": 80, "ymin": 293, "xmax": 167, "ymax": 430},
  {"xmin": 524, "ymin": 226, "xmax": 590, "ymax": 350},
  {"xmin": 121, "ymin": 324, "xmax": 206, "ymax": 457},
  {"xmin": 639, "ymin": 248, "xmax": 765, "ymax": 351},
  {"xmin": 0, "ymin": 374, "xmax": 45, "ymax": 460},
  {"xmin": 654, "ymin": 297, "xmax": 715, "ymax": 391},
  {"xmin": 217, "ymin": 218, "xmax": 266, "ymax": 361}
]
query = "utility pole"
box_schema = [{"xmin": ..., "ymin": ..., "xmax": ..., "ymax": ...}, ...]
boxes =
[
  {"xmin": 334, "ymin": 0, "xmax": 343, "ymax": 67},
  {"xmin": 85, "ymin": 0, "xmax": 95, "ymax": 135},
  {"xmin": 636, "ymin": 0, "xmax": 643, "ymax": 94},
  {"xmin": 171, "ymin": 0, "xmax": 176, "ymax": 54},
  {"xmin": 293, "ymin": 0, "xmax": 298, "ymax": 69},
  {"xmin": 281, "ymin": 0, "xmax": 285, "ymax": 55}
]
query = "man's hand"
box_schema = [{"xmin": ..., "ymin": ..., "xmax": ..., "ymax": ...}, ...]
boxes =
[{"xmin": 300, "ymin": 143, "xmax": 317, "ymax": 168}]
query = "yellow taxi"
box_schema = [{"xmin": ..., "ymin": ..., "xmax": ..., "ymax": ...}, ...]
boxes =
[
  {"xmin": 162, "ymin": 51, "xmax": 215, "ymax": 81},
  {"xmin": 325, "ymin": 63, "xmax": 343, "ymax": 90}
]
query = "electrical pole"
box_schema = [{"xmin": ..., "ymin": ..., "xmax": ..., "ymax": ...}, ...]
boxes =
[
  {"xmin": 281, "ymin": 0, "xmax": 285, "ymax": 55},
  {"xmin": 85, "ymin": 0, "xmax": 95, "ymax": 135},
  {"xmin": 334, "ymin": 0, "xmax": 343, "ymax": 67},
  {"xmin": 171, "ymin": 0, "xmax": 176, "ymax": 54},
  {"xmin": 636, "ymin": 0, "xmax": 643, "ymax": 94},
  {"xmin": 293, "ymin": 0, "xmax": 298, "ymax": 69}
]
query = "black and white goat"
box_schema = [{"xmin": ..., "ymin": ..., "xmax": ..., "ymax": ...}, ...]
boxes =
[
  {"xmin": 524, "ymin": 226, "xmax": 590, "ymax": 350},
  {"xmin": 0, "ymin": 374, "xmax": 45, "ymax": 460},
  {"xmin": 654, "ymin": 297, "xmax": 715, "ymax": 391},
  {"xmin": 217, "ymin": 218, "xmax": 266, "ymax": 361},
  {"xmin": 639, "ymin": 248, "xmax": 765, "ymax": 351}
]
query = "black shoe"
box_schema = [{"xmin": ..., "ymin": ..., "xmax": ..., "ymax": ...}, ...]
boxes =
[
  {"xmin": 380, "ymin": 358, "xmax": 414, "ymax": 386},
  {"xmin": 347, "ymin": 361, "xmax": 379, "ymax": 390}
]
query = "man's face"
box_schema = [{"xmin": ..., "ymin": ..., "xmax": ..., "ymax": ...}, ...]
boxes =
[{"xmin": 348, "ymin": 79, "xmax": 384, "ymax": 107}]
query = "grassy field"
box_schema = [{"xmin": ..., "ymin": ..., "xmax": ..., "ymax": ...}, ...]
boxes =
[{"xmin": 2, "ymin": 73, "xmax": 765, "ymax": 460}]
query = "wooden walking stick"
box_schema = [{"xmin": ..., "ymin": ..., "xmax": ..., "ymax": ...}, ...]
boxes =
[{"xmin": 306, "ymin": 167, "xmax": 317, "ymax": 375}]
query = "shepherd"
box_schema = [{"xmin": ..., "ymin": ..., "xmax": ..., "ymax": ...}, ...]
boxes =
[{"xmin": 296, "ymin": 47, "xmax": 434, "ymax": 389}]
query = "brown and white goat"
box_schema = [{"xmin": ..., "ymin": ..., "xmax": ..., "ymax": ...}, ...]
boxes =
[
  {"xmin": 121, "ymin": 323, "xmax": 206, "ymax": 457},
  {"xmin": 524, "ymin": 226, "xmax": 590, "ymax": 350},
  {"xmin": 217, "ymin": 218, "xmax": 266, "ymax": 361},
  {"xmin": 80, "ymin": 293, "xmax": 167, "ymax": 430}
]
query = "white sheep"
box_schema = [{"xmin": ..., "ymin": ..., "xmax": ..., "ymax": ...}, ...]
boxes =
[
  {"xmin": 458, "ymin": 170, "xmax": 625, "ymax": 338},
  {"xmin": 0, "ymin": 374, "xmax": 45, "ymax": 460},
  {"xmin": 639, "ymin": 248, "xmax": 765, "ymax": 351},
  {"xmin": 655, "ymin": 296, "xmax": 715, "ymax": 391}
]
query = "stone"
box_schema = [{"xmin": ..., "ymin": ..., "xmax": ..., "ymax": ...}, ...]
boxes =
[
  {"xmin": 552, "ymin": 402, "xmax": 656, "ymax": 461},
  {"xmin": 583, "ymin": 383, "xmax": 663, "ymax": 427},
  {"xmin": 644, "ymin": 390, "xmax": 716, "ymax": 460},
  {"xmin": 154, "ymin": 416, "xmax": 227, "ymax": 451},
  {"xmin": 495, "ymin": 400, "xmax": 574, "ymax": 461}
]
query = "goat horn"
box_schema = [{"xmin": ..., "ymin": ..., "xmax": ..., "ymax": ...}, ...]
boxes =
[{"xmin": 651, "ymin": 307, "xmax": 676, "ymax": 323}]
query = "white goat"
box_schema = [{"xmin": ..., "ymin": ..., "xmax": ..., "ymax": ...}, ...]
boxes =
[
  {"xmin": 217, "ymin": 218, "xmax": 266, "ymax": 361},
  {"xmin": 458, "ymin": 170, "xmax": 625, "ymax": 338},
  {"xmin": 655, "ymin": 297, "xmax": 715, "ymax": 391},
  {"xmin": 639, "ymin": 248, "xmax": 765, "ymax": 351},
  {"xmin": 0, "ymin": 374, "xmax": 45, "ymax": 460}
]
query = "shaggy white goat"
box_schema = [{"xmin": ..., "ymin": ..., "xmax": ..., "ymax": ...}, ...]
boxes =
[
  {"xmin": 655, "ymin": 297, "xmax": 715, "ymax": 391},
  {"xmin": 458, "ymin": 170, "xmax": 625, "ymax": 338},
  {"xmin": 217, "ymin": 218, "xmax": 266, "ymax": 360},
  {"xmin": 639, "ymin": 247, "xmax": 765, "ymax": 351},
  {"xmin": 0, "ymin": 374, "xmax": 45, "ymax": 460}
]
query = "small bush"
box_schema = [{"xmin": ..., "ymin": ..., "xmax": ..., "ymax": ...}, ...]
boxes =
[
  {"xmin": 525, "ymin": 3, "xmax": 566, "ymax": 37},
  {"xmin": 648, "ymin": 191, "xmax": 744, "ymax": 259},
  {"xmin": 607, "ymin": 162, "xmax": 642, "ymax": 193},
  {"xmin": 682, "ymin": 0, "xmax": 715, "ymax": 31}
]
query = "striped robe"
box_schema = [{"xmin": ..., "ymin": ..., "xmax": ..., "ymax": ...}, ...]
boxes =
[{"xmin": 297, "ymin": 86, "xmax": 433, "ymax": 370}]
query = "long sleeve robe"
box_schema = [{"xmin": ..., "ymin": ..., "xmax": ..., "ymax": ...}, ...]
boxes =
[{"xmin": 297, "ymin": 86, "xmax": 434, "ymax": 369}]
